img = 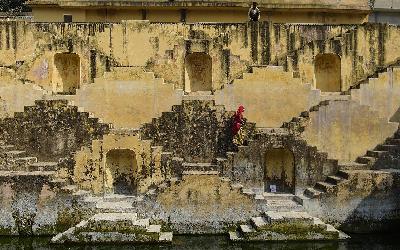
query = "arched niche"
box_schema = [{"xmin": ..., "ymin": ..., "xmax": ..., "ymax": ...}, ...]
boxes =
[
  {"xmin": 185, "ymin": 52, "xmax": 212, "ymax": 92},
  {"xmin": 314, "ymin": 53, "xmax": 341, "ymax": 92},
  {"xmin": 54, "ymin": 53, "xmax": 80, "ymax": 94},
  {"xmin": 105, "ymin": 149, "xmax": 138, "ymax": 195},
  {"xmin": 264, "ymin": 148, "xmax": 295, "ymax": 194}
]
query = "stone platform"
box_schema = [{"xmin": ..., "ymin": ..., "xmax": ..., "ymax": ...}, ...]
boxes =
[
  {"xmin": 229, "ymin": 210, "xmax": 349, "ymax": 242},
  {"xmin": 51, "ymin": 212, "xmax": 173, "ymax": 244}
]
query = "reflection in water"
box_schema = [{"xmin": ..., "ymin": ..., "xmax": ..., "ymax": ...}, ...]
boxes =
[{"xmin": 1, "ymin": 234, "xmax": 400, "ymax": 250}]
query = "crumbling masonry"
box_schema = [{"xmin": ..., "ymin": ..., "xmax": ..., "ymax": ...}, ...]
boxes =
[{"xmin": 0, "ymin": 0, "xmax": 400, "ymax": 243}]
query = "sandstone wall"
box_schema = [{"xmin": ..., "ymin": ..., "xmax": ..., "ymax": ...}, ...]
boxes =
[
  {"xmin": 227, "ymin": 133, "xmax": 337, "ymax": 195},
  {"xmin": 215, "ymin": 66, "xmax": 321, "ymax": 128},
  {"xmin": 73, "ymin": 67, "xmax": 183, "ymax": 129},
  {"xmin": 303, "ymin": 67, "xmax": 400, "ymax": 163},
  {"xmin": 0, "ymin": 175, "xmax": 80, "ymax": 236},
  {"xmin": 287, "ymin": 24, "xmax": 400, "ymax": 92},
  {"xmin": 2, "ymin": 21, "xmax": 399, "ymax": 98},
  {"xmin": 303, "ymin": 169, "xmax": 400, "ymax": 233},
  {"xmin": 74, "ymin": 133, "xmax": 159, "ymax": 195},
  {"xmin": 0, "ymin": 100, "xmax": 110, "ymax": 162},
  {"xmin": 0, "ymin": 82, "xmax": 46, "ymax": 118},
  {"xmin": 156, "ymin": 172, "xmax": 255, "ymax": 233}
]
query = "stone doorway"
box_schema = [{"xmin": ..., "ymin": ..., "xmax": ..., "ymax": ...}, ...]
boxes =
[
  {"xmin": 264, "ymin": 149, "xmax": 295, "ymax": 194},
  {"xmin": 105, "ymin": 149, "xmax": 138, "ymax": 195},
  {"xmin": 314, "ymin": 53, "xmax": 341, "ymax": 92},
  {"xmin": 185, "ymin": 52, "xmax": 212, "ymax": 92},
  {"xmin": 54, "ymin": 53, "xmax": 80, "ymax": 94}
]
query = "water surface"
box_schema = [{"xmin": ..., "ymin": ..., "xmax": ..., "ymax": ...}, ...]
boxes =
[{"xmin": 1, "ymin": 234, "xmax": 399, "ymax": 250}]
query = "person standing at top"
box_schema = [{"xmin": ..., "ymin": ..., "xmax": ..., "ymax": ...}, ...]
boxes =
[{"xmin": 249, "ymin": 2, "xmax": 261, "ymax": 22}]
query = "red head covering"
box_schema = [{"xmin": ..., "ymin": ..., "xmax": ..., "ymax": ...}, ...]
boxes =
[{"xmin": 232, "ymin": 105, "xmax": 245, "ymax": 135}]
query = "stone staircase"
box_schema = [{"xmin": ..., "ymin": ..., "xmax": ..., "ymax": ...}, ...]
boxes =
[
  {"xmin": 0, "ymin": 99, "xmax": 112, "ymax": 162},
  {"xmin": 50, "ymin": 179, "xmax": 173, "ymax": 244},
  {"xmin": 140, "ymin": 98, "xmax": 255, "ymax": 167},
  {"xmin": 229, "ymin": 194, "xmax": 349, "ymax": 241},
  {"xmin": 299, "ymin": 126, "xmax": 400, "ymax": 200},
  {"xmin": 0, "ymin": 138, "xmax": 60, "ymax": 174},
  {"xmin": 51, "ymin": 212, "xmax": 172, "ymax": 244}
]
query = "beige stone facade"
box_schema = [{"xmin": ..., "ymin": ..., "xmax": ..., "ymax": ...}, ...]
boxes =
[{"xmin": 0, "ymin": 0, "xmax": 400, "ymax": 243}]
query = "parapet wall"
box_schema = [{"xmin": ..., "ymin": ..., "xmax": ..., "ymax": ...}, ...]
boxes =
[{"xmin": 2, "ymin": 21, "xmax": 400, "ymax": 95}]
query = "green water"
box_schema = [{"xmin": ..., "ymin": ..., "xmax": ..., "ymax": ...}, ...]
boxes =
[{"xmin": 0, "ymin": 234, "xmax": 399, "ymax": 250}]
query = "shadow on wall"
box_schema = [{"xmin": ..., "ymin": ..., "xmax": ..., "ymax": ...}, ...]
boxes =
[
  {"xmin": 105, "ymin": 149, "xmax": 138, "ymax": 195},
  {"xmin": 264, "ymin": 148, "xmax": 295, "ymax": 194},
  {"xmin": 303, "ymin": 170, "xmax": 400, "ymax": 234},
  {"xmin": 54, "ymin": 53, "xmax": 80, "ymax": 94},
  {"xmin": 390, "ymin": 106, "xmax": 400, "ymax": 122},
  {"xmin": 314, "ymin": 53, "xmax": 341, "ymax": 92},
  {"xmin": 185, "ymin": 52, "xmax": 212, "ymax": 92},
  {"xmin": 341, "ymin": 186, "xmax": 400, "ymax": 233}
]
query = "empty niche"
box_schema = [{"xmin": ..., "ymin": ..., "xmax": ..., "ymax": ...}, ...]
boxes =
[
  {"xmin": 264, "ymin": 148, "xmax": 295, "ymax": 194},
  {"xmin": 54, "ymin": 53, "xmax": 81, "ymax": 94},
  {"xmin": 314, "ymin": 53, "xmax": 341, "ymax": 92},
  {"xmin": 185, "ymin": 52, "xmax": 212, "ymax": 92},
  {"xmin": 105, "ymin": 149, "xmax": 138, "ymax": 195}
]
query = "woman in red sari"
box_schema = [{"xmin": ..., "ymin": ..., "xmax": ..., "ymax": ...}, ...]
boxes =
[{"xmin": 232, "ymin": 105, "xmax": 246, "ymax": 146}]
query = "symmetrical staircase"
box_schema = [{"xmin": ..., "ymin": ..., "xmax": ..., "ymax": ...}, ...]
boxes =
[
  {"xmin": 230, "ymin": 210, "xmax": 348, "ymax": 241},
  {"xmin": 0, "ymin": 138, "xmax": 61, "ymax": 179},
  {"xmin": 228, "ymin": 192, "xmax": 349, "ymax": 241},
  {"xmin": 51, "ymin": 212, "xmax": 172, "ymax": 244},
  {"xmin": 299, "ymin": 126, "xmax": 400, "ymax": 200},
  {"xmin": 0, "ymin": 99, "xmax": 112, "ymax": 163}
]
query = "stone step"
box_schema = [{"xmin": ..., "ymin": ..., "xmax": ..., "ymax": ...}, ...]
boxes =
[
  {"xmin": 88, "ymin": 213, "xmax": 139, "ymax": 225},
  {"xmin": 51, "ymin": 212, "xmax": 173, "ymax": 244},
  {"xmin": 96, "ymin": 200, "xmax": 135, "ymax": 212},
  {"xmin": 264, "ymin": 199, "xmax": 302, "ymax": 210},
  {"xmin": 239, "ymin": 224, "xmax": 256, "ymax": 234},
  {"xmin": 312, "ymin": 217, "xmax": 328, "ymax": 230},
  {"xmin": 336, "ymin": 170, "xmax": 350, "ymax": 179},
  {"xmin": 61, "ymin": 185, "xmax": 79, "ymax": 194},
  {"xmin": 304, "ymin": 187, "xmax": 323, "ymax": 198},
  {"xmin": 293, "ymin": 194, "xmax": 309, "ymax": 205},
  {"xmin": 315, "ymin": 182, "xmax": 336, "ymax": 193},
  {"xmin": 50, "ymin": 178, "xmax": 68, "ymax": 185},
  {"xmin": 181, "ymin": 162, "xmax": 219, "ymax": 172},
  {"xmin": 229, "ymin": 230, "xmax": 243, "ymax": 241},
  {"xmin": 262, "ymin": 193, "xmax": 296, "ymax": 200},
  {"xmin": 3, "ymin": 150, "xmax": 26, "ymax": 158},
  {"xmin": 182, "ymin": 170, "xmax": 219, "ymax": 176},
  {"xmin": 72, "ymin": 190, "xmax": 91, "ymax": 199},
  {"xmin": 367, "ymin": 150, "xmax": 387, "ymax": 158},
  {"xmin": 159, "ymin": 232, "xmax": 173, "ymax": 242},
  {"xmin": 326, "ymin": 175, "xmax": 344, "ymax": 185},
  {"xmin": 377, "ymin": 144, "xmax": 398, "ymax": 152},
  {"xmin": 101, "ymin": 194, "xmax": 138, "ymax": 203},
  {"xmin": 0, "ymin": 170, "xmax": 56, "ymax": 178},
  {"xmin": 264, "ymin": 211, "xmax": 314, "ymax": 225},
  {"xmin": 15, "ymin": 157, "xmax": 38, "ymax": 165},
  {"xmin": 0, "ymin": 145, "xmax": 14, "ymax": 151},
  {"xmin": 386, "ymin": 138, "xmax": 400, "ymax": 145},
  {"xmin": 250, "ymin": 217, "xmax": 268, "ymax": 230},
  {"xmin": 356, "ymin": 156, "xmax": 377, "ymax": 165},
  {"xmin": 35, "ymin": 99, "xmax": 70, "ymax": 107},
  {"xmin": 28, "ymin": 162, "xmax": 58, "ymax": 171},
  {"xmin": 339, "ymin": 161, "xmax": 368, "ymax": 170}
]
